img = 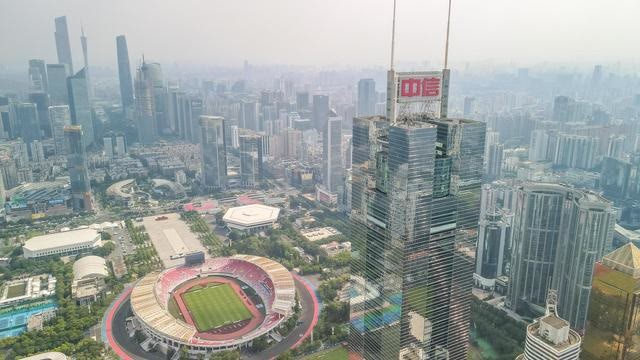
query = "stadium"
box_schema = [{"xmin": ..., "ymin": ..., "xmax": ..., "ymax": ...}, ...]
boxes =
[{"xmin": 129, "ymin": 254, "xmax": 295, "ymax": 357}]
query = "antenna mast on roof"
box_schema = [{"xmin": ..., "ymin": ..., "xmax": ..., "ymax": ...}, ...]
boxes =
[
  {"xmin": 390, "ymin": 0, "xmax": 398, "ymax": 70},
  {"xmin": 387, "ymin": 0, "xmax": 399, "ymax": 122},
  {"xmin": 440, "ymin": 0, "xmax": 452, "ymax": 118},
  {"xmin": 444, "ymin": 0, "xmax": 452, "ymax": 69}
]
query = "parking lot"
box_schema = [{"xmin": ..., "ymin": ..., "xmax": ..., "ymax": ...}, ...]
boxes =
[
  {"xmin": 141, "ymin": 213, "xmax": 208, "ymax": 268},
  {"xmin": 104, "ymin": 224, "xmax": 132, "ymax": 278}
]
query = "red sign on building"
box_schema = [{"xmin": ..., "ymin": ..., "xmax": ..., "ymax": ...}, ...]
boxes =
[{"xmin": 396, "ymin": 71, "xmax": 443, "ymax": 103}]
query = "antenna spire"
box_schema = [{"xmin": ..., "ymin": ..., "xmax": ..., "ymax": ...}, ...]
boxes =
[
  {"xmin": 390, "ymin": 0, "xmax": 398, "ymax": 70},
  {"xmin": 444, "ymin": 0, "xmax": 452, "ymax": 69}
]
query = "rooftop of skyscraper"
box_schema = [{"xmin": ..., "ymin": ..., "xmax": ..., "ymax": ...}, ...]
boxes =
[{"xmin": 602, "ymin": 243, "xmax": 640, "ymax": 278}]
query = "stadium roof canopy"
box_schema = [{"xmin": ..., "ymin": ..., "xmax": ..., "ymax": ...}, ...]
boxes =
[
  {"xmin": 222, "ymin": 204, "xmax": 280, "ymax": 228},
  {"xmin": 24, "ymin": 228, "xmax": 100, "ymax": 252}
]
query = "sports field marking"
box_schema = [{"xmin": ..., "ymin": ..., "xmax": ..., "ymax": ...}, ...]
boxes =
[{"xmin": 182, "ymin": 283, "xmax": 252, "ymax": 332}]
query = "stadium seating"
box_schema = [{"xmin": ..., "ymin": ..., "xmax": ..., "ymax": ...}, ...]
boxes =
[{"xmin": 135, "ymin": 255, "xmax": 295, "ymax": 348}]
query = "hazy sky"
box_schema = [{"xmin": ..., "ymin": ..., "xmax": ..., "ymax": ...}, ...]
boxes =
[{"xmin": 1, "ymin": 0, "xmax": 639, "ymax": 70}]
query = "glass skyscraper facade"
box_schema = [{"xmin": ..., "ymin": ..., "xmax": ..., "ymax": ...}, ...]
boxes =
[
  {"xmin": 582, "ymin": 243, "xmax": 640, "ymax": 359},
  {"xmin": 199, "ymin": 116, "xmax": 227, "ymax": 190},
  {"xmin": 116, "ymin": 35, "xmax": 134, "ymax": 111},
  {"xmin": 239, "ymin": 134, "xmax": 263, "ymax": 188},
  {"xmin": 67, "ymin": 68, "xmax": 94, "ymax": 148},
  {"xmin": 507, "ymin": 183, "xmax": 615, "ymax": 331},
  {"xmin": 64, "ymin": 125, "xmax": 92, "ymax": 212},
  {"xmin": 54, "ymin": 16, "xmax": 73, "ymax": 74},
  {"xmin": 349, "ymin": 114, "xmax": 485, "ymax": 360}
]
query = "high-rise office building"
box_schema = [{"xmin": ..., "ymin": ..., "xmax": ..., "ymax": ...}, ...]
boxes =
[
  {"xmin": 600, "ymin": 156, "xmax": 640, "ymax": 201},
  {"xmin": 49, "ymin": 105, "xmax": 71, "ymax": 155},
  {"xmin": 312, "ymin": 94, "xmax": 329, "ymax": 131},
  {"xmin": 486, "ymin": 143, "xmax": 504, "ymax": 180},
  {"xmin": 241, "ymin": 101, "xmax": 259, "ymax": 131},
  {"xmin": 507, "ymin": 183, "xmax": 615, "ymax": 331},
  {"xmin": 516, "ymin": 291, "xmax": 582, "ymax": 360},
  {"xmin": 146, "ymin": 62, "xmax": 166, "ymax": 134},
  {"xmin": 134, "ymin": 60, "xmax": 158, "ymax": 144},
  {"xmin": 349, "ymin": 113, "xmax": 485, "ymax": 360},
  {"xmin": 529, "ymin": 129, "xmax": 550, "ymax": 162},
  {"xmin": 296, "ymin": 91, "xmax": 309, "ymax": 111},
  {"xmin": 67, "ymin": 68, "xmax": 94, "ymax": 147},
  {"xmin": 463, "ymin": 96, "xmax": 476, "ymax": 118},
  {"xmin": 80, "ymin": 27, "xmax": 93, "ymax": 102},
  {"xmin": 116, "ymin": 35, "xmax": 134, "ymax": 112},
  {"xmin": 582, "ymin": 243, "xmax": 640, "ymax": 359},
  {"xmin": 553, "ymin": 96, "xmax": 574, "ymax": 123},
  {"xmin": 114, "ymin": 135, "xmax": 126, "ymax": 157},
  {"xmin": 475, "ymin": 211, "xmax": 512, "ymax": 290},
  {"xmin": 357, "ymin": 79, "xmax": 376, "ymax": 116},
  {"xmin": 103, "ymin": 136, "xmax": 114, "ymax": 159},
  {"xmin": 199, "ymin": 116, "xmax": 227, "ymax": 190},
  {"xmin": 239, "ymin": 134, "xmax": 263, "ymax": 188},
  {"xmin": 552, "ymin": 133, "xmax": 599, "ymax": 170},
  {"xmin": 322, "ymin": 110, "xmax": 343, "ymax": 193},
  {"xmin": 165, "ymin": 85, "xmax": 184, "ymax": 135},
  {"xmin": 28, "ymin": 92, "xmax": 51, "ymax": 137},
  {"xmin": 46, "ymin": 64, "xmax": 70, "ymax": 105},
  {"xmin": 54, "ymin": 16, "xmax": 73, "ymax": 74},
  {"xmin": 28, "ymin": 59, "xmax": 48, "ymax": 93},
  {"xmin": 64, "ymin": 125, "xmax": 92, "ymax": 212},
  {"xmin": 13, "ymin": 103, "xmax": 40, "ymax": 146}
]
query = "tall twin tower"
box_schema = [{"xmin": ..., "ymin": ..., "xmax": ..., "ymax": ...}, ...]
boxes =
[{"xmin": 348, "ymin": 1, "xmax": 485, "ymax": 359}]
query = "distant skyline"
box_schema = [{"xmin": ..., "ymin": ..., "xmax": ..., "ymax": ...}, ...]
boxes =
[{"xmin": 1, "ymin": 0, "xmax": 640, "ymax": 70}]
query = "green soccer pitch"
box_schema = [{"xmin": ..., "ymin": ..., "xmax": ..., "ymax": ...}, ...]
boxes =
[{"xmin": 182, "ymin": 283, "xmax": 253, "ymax": 332}]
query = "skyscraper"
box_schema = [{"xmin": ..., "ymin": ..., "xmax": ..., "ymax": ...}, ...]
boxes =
[
  {"xmin": 552, "ymin": 133, "xmax": 599, "ymax": 170},
  {"xmin": 146, "ymin": 62, "xmax": 167, "ymax": 134},
  {"xmin": 241, "ymin": 101, "xmax": 259, "ymax": 131},
  {"xmin": 349, "ymin": 114, "xmax": 485, "ymax": 360},
  {"xmin": 28, "ymin": 59, "xmax": 48, "ymax": 93},
  {"xmin": 529, "ymin": 129, "xmax": 550, "ymax": 162},
  {"xmin": 116, "ymin": 35, "xmax": 135, "ymax": 112},
  {"xmin": 46, "ymin": 64, "xmax": 70, "ymax": 105},
  {"xmin": 13, "ymin": 102, "xmax": 40, "ymax": 146},
  {"xmin": 296, "ymin": 91, "xmax": 309, "ymax": 111},
  {"xmin": 67, "ymin": 68, "xmax": 94, "ymax": 147},
  {"xmin": 80, "ymin": 27, "xmax": 93, "ymax": 102},
  {"xmin": 475, "ymin": 211, "xmax": 512, "ymax": 290},
  {"xmin": 463, "ymin": 96, "xmax": 476, "ymax": 118},
  {"xmin": 486, "ymin": 143, "xmax": 504, "ymax": 180},
  {"xmin": 357, "ymin": 79, "xmax": 376, "ymax": 116},
  {"xmin": 239, "ymin": 134, "xmax": 263, "ymax": 188},
  {"xmin": 516, "ymin": 290, "xmax": 582, "ymax": 360},
  {"xmin": 582, "ymin": 243, "xmax": 640, "ymax": 359},
  {"xmin": 312, "ymin": 94, "xmax": 329, "ymax": 131},
  {"xmin": 54, "ymin": 16, "xmax": 73, "ymax": 74},
  {"xmin": 103, "ymin": 136, "xmax": 114, "ymax": 159},
  {"xmin": 65, "ymin": 125, "xmax": 92, "ymax": 212},
  {"xmin": 48, "ymin": 105, "xmax": 71, "ymax": 155},
  {"xmin": 322, "ymin": 110, "xmax": 343, "ymax": 193},
  {"xmin": 28, "ymin": 92, "xmax": 51, "ymax": 137},
  {"xmin": 134, "ymin": 60, "xmax": 158, "ymax": 144},
  {"xmin": 507, "ymin": 183, "xmax": 615, "ymax": 331},
  {"xmin": 199, "ymin": 116, "xmax": 227, "ymax": 190}
]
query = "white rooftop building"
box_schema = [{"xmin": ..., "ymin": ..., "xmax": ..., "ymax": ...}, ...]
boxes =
[
  {"xmin": 23, "ymin": 228, "xmax": 102, "ymax": 259},
  {"xmin": 21, "ymin": 352, "xmax": 68, "ymax": 360},
  {"xmin": 72, "ymin": 255, "xmax": 109, "ymax": 304},
  {"xmin": 223, "ymin": 204, "xmax": 280, "ymax": 233},
  {"xmin": 516, "ymin": 290, "xmax": 581, "ymax": 360}
]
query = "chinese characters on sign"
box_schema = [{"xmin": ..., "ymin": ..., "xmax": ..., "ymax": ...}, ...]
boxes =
[{"xmin": 396, "ymin": 71, "xmax": 443, "ymax": 103}]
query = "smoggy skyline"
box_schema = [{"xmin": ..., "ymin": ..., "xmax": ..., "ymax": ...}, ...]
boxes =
[{"xmin": 1, "ymin": 0, "xmax": 640, "ymax": 70}]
